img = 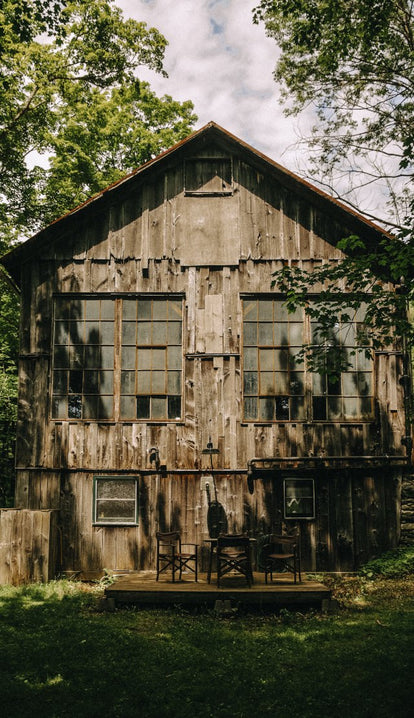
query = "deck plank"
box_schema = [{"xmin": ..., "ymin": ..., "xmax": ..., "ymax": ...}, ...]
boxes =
[{"xmin": 105, "ymin": 572, "xmax": 331, "ymax": 608}]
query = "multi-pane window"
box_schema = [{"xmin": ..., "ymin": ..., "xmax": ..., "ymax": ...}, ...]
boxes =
[
  {"xmin": 284, "ymin": 478, "xmax": 315, "ymax": 519},
  {"xmin": 52, "ymin": 298, "xmax": 115, "ymax": 420},
  {"xmin": 120, "ymin": 298, "xmax": 182, "ymax": 421},
  {"xmin": 311, "ymin": 305, "xmax": 373, "ymax": 421},
  {"xmin": 93, "ymin": 476, "xmax": 138, "ymax": 525},
  {"xmin": 51, "ymin": 296, "xmax": 183, "ymax": 421},
  {"xmin": 242, "ymin": 299, "xmax": 305, "ymax": 421}
]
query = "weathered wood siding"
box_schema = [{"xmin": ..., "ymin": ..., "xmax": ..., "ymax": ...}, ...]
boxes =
[
  {"xmin": 11, "ymin": 140, "xmax": 405, "ymax": 573},
  {"xmin": 0, "ymin": 509, "xmax": 58, "ymax": 584}
]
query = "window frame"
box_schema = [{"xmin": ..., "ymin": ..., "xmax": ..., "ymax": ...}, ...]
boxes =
[
  {"xmin": 241, "ymin": 294, "xmax": 375, "ymax": 424},
  {"xmin": 283, "ymin": 477, "xmax": 315, "ymax": 520},
  {"xmin": 93, "ymin": 475, "xmax": 139, "ymax": 526},
  {"xmin": 50, "ymin": 293, "xmax": 184, "ymax": 423}
]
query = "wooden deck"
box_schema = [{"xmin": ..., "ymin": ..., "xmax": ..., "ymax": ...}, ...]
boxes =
[{"xmin": 105, "ymin": 571, "xmax": 331, "ymax": 610}]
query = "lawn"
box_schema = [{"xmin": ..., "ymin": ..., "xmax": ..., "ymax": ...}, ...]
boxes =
[{"xmin": 0, "ymin": 568, "xmax": 413, "ymax": 718}]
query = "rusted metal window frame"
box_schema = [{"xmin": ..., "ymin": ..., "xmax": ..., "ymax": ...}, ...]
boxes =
[{"xmin": 93, "ymin": 474, "xmax": 139, "ymax": 526}]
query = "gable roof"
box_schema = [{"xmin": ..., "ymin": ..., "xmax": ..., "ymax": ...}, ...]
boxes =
[{"xmin": 1, "ymin": 121, "xmax": 394, "ymax": 285}]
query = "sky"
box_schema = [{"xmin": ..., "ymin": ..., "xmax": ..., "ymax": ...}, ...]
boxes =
[{"xmin": 116, "ymin": 0, "xmax": 309, "ymax": 176}]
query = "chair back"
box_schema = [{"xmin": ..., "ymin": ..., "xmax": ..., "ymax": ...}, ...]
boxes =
[
  {"xmin": 217, "ymin": 534, "xmax": 250, "ymax": 552},
  {"xmin": 156, "ymin": 531, "xmax": 181, "ymax": 552}
]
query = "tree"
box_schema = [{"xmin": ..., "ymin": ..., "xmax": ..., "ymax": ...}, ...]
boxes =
[
  {"xmin": 253, "ymin": 0, "xmax": 414, "ymax": 230},
  {"xmin": 0, "ymin": 0, "xmax": 196, "ymax": 242},
  {"xmin": 253, "ymin": 1, "xmax": 414, "ymax": 399}
]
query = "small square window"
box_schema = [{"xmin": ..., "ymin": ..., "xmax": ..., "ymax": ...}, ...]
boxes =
[
  {"xmin": 284, "ymin": 478, "xmax": 315, "ymax": 520},
  {"xmin": 94, "ymin": 476, "xmax": 138, "ymax": 525}
]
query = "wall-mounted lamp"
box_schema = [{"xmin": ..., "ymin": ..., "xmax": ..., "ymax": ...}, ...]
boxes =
[
  {"xmin": 149, "ymin": 447, "xmax": 160, "ymax": 471},
  {"xmin": 202, "ymin": 436, "xmax": 220, "ymax": 471}
]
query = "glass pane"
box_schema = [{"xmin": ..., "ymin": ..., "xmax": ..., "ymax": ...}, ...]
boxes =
[
  {"xmin": 243, "ymin": 372, "xmax": 258, "ymax": 395},
  {"xmin": 83, "ymin": 396, "xmax": 98, "ymax": 419},
  {"xmin": 97, "ymin": 479, "xmax": 135, "ymax": 499},
  {"xmin": 55, "ymin": 322, "xmax": 69, "ymax": 345},
  {"xmin": 244, "ymin": 397, "xmax": 258, "ymax": 420},
  {"xmin": 52, "ymin": 396, "xmax": 67, "ymax": 419},
  {"xmin": 152, "ymin": 348, "xmax": 166, "ymax": 369},
  {"xmin": 54, "ymin": 298, "xmax": 71, "ymax": 320},
  {"xmin": 152, "ymin": 371, "xmax": 166, "ymax": 393},
  {"xmin": 313, "ymin": 396, "xmax": 326, "ymax": 420},
  {"xmin": 100, "ymin": 322, "xmax": 114, "ymax": 344},
  {"xmin": 168, "ymin": 322, "xmax": 182, "ymax": 344},
  {"xmin": 169, "ymin": 300, "xmax": 182, "ymax": 318},
  {"xmin": 260, "ymin": 372, "xmax": 275, "ymax": 394},
  {"xmin": 70, "ymin": 301, "xmax": 84, "ymax": 320},
  {"xmin": 243, "ymin": 323, "xmax": 257, "ymax": 346},
  {"xmin": 258, "ymin": 300, "xmax": 273, "ymax": 320},
  {"xmin": 137, "ymin": 300, "xmax": 151, "ymax": 319},
  {"xmin": 291, "ymin": 397, "xmax": 305, "ymax": 420},
  {"xmin": 84, "ymin": 346, "xmax": 100, "ymax": 368},
  {"xmin": 313, "ymin": 372, "xmax": 326, "ymax": 395},
  {"xmin": 258, "ymin": 323, "xmax": 274, "ymax": 345},
  {"xmin": 289, "ymin": 322, "xmax": 303, "ymax": 346},
  {"xmin": 276, "ymin": 302, "xmax": 289, "ymax": 321},
  {"xmin": 151, "ymin": 396, "xmax": 166, "ymax": 419},
  {"xmin": 84, "ymin": 371, "xmax": 99, "ymax": 393},
  {"xmin": 327, "ymin": 396, "xmax": 342, "ymax": 420},
  {"xmin": 85, "ymin": 300, "xmax": 100, "ymax": 320},
  {"xmin": 243, "ymin": 300, "xmax": 257, "ymax": 320},
  {"xmin": 137, "ymin": 371, "xmax": 151, "ymax": 392},
  {"xmin": 100, "ymin": 345, "xmax": 114, "ymax": 369},
  {"xmin": 152, "ymin": 301, "xmax": 168, "ymax": 320},
  {"xmin": 167, "ymin": 371, "xmax": 181, "ymax": 394},
  {"xmin": 122, "ymin": 322, "xmax": 136, "ymax": 345},
  {"xmin": 53, "ymin": 370, "xmax": 67, "ymax": 394},
  {"xmin": 343, "ymin": 397, "xmax": 358, "ymax": 419},
  {"xmin": 168, "ymin": 396, "xmax": 181, "ymax": 419},
  {"xmin": 100, "ymin": 371, "xmax": 113, "ymax": 394},
  {"xmin": 274, "ymin": 323, "xmax": 289, "ymax": 346},
  {"xmin": 260, "ymin": 397, "xmax": 275, "ymax": 421},
  {"xmin": 357, "ymin": 350, "xmax": 373, "ymax": 371},
  {"xmin": 275, "ymin": 349, "xmax": 289, "ymax": 371},
  {"xmin": 98, "ymin": 395, "xmax": 113, "ymax": 419},
  {"xmin": 327, "ymin": 375, "xmax": 341, "ymax": 395},
  {"xmin": 122, "ymin": 300, "xmax": 137, "ymax": 320},
  {"xmin": 137, "ymin": 396, "xmax": 150, "ymax": 419},
  {"xmin": 259, "ymin": 349, "xmax": 274, "ymax": 370},
  {"xmin": 360, "ymin": 396, "xmax": 373, "ymax": 418},
  {"xmin": 68, "ymin": 395, "xmax": 82, "ymax": 419},
  {"xmin": 152, "ymin": 322, "xmax": 167, "ymax": 344},
  {"xmin": 275, "ymin": 396, "xmax": 289, "ymax": 420},
  {"xmin": 137, "ymin": 349, "xmax": 152, "ymax": 370},
  {"xmin": 275, "ymin": 372, "xmax": 289, "ymax": 394},
  {"xmin": 69, "ymin": 345, "xmax": 84, "ymax": 369},
  {"xmin": 122, "ymin": 347, "xmax": 136, "ymax": 370},
  {"xmin": 101, "ymin": 300, "xmax": 114, "ymax": 320},
  {"xmin": 69, "ymin": 370, "xmax": 83, "ymax": 394},
  {"xmin": 168, "ymin": 346, "xmax": 182, "ymax": 370},
  {"xmin": 290, "ymin": 372, "xmax": 304, "ymax": 395},
  {"xmin": 244, "ymin": 348, "xmax": 258, "ymax": 371},
  {"xmin": 120, "ymin": 395, "xmax": 135, "ymax": 419},
  {"xmin": 96, "ymin": 500, "xmax": 135, "ymax": 522},
  {"xmin": 69, "ymin": 320, "xmax": 84, "ymax": 343},
  {"xmin": 342, "ymin": 373, "xmax": 357, "ymax": 397},
  {"xmin": 357, "ymin": 372, "xmax": 371, "ymax": 396},
  {"xmin": 54, "ymin": 346, "xmax": 70, "ymax": 368},
  {"xmin": 138, "ymin": 322, "xmax": 151, "ymax": 345},
  {"xmin": 121, "ymin": 371, "xmax": 136, "ymax": 394}
]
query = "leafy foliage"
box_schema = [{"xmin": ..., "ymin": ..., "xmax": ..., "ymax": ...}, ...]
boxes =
[
  {"xmin": 0, "ymin": 0, "xmax": 196, "ymax": 242},
  {"xmin": 359, "ymin": 546, "xmax": 414, "ymax": 578}
]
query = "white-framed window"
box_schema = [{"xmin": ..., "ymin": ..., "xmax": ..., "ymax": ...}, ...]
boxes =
[
  {"xmin": 283, "ymin": 478, "xmax": 315, "ymax": 520},
  {"xmin": 93, "ymin": 476, "xmax": 138, "ymax": 525}
]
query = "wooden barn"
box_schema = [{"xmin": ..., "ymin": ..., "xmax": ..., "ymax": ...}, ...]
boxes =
[{"xmin": 0, "ymin": 122, "xmax": 410, "ymax": 582}]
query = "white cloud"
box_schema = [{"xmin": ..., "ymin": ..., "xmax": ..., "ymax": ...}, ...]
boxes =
[{"xmin": 116, "ymin": 0, "xmax": 311, "ymax": 171}]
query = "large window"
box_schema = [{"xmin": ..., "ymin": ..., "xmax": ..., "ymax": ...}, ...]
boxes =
[
  {"xmin": 242, "ymin": 297, "xmax": 373, "ymax": 422},
  {"xmin": 52, "ymin": 297, "xmax": 115, "ymax": 420},
  {"xmin": 120, "ymin": 298, "xmax": 182, "ymax": 420},
  {"xmin": 51, "ymin": 296, "xmax": 183, "ymax": 421},
  {"xmin": 311, "ymin": 306, "xmax": 373, "ymax": 421},
  {"xmin": 93, "ymin": 476, "xmax": 138, "ymax": 525},
  {"xmin": 242, "ymin": 298, "xmax": 305, "ymax": 421}
]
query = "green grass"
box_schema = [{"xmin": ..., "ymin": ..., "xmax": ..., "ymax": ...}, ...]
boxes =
[{"xmin": 0, "ymin": 574, "xmax": 413, "ymax": 718}]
